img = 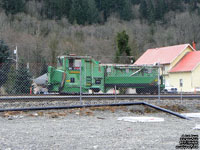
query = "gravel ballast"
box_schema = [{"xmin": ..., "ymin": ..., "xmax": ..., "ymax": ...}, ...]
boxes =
[{"xmin": 0, "ymin": 102, "xmax": 200, "ymax": 150}]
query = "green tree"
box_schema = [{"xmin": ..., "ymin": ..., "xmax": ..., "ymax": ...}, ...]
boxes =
[
  {"xmin": 167, "ymin": 0, "xmax": 183, "ymax": 11},
  {"xmin": 131, "ymin": 0, "xmax": 140, "ymax": 4},
  {"xmin": 155, "ymin": 0, "xmax": 166, "ymax": 20},
  {"xmin": 87, "ymin": 0, "xmax": 99, "ymax": 24},
  {"xmin": 69, "ymin": 0, "xmax": 83, "ymax": 24},
  {"xmin": 119, "ymin": 0, "xmax": 133, "ymax": 21},
  {"xmin": 4, "ymin": 65, "xmax": 17, "ymax": 94},
  {"xmin": 115, "ymin": 30, "xmax": 132, "ymax": 94},
  {"xmin": 189, "ymin": 0, "xmax": 198, "ymax": 12},
  {"xmin": 0, "ymin": 40, "xmax": 10, "ymax": 87},
  {"xmin": 139, "ymin": 0, "xmax": 148, "ymax": 19},
  {"xmin": 0, "ymin": 40, "xmax": 9, "ymax": 63},
  {"xmin": 43, "ymin": 0, "xmax": 71, "ymax": 19},
  {"xmin": 69, "ymin": 0, "xmax": 99, "ymax": 25},
  {"xmin": 2, "ymin": 0, "xmax": 25, "ymax": 15},
  {"xmin": 115, "ymin": 30, "xmax": 131, "ymax": 63},
  {"xmin": 95, "ymin": 0, "xmax": 115, "ymax": 22},
  {"xmin": 146, "ymin": 0, "xmax": 155, "ymax": 24},
  {"xmin": 15, "ymin": 61, "xmax": 32, "ymax": 94}
]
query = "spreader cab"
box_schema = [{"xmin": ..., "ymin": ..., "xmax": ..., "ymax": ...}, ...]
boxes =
[{"xmin": 48, "ymin": 55, "xmax": 105, "ymax": 94}]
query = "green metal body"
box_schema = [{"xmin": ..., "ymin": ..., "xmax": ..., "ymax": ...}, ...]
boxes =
[
  {"xmin": 47, "ymin": 55, "xmax": 164, "ymax": 94},
  {"xmin": 48, "ymin": 56, "xmax": 105, "ymax": 94}
]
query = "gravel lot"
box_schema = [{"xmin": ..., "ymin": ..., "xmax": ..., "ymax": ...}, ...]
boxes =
[{"xmin": 0, "ymin": 100, "xmax": 200, "ymax": 150}]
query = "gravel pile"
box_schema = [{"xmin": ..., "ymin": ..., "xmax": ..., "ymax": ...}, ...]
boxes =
[{"xmin": 0, "ymin": 104, "xmax": 200, "ymax": 150}]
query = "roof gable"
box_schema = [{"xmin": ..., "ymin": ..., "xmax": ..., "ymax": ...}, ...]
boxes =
[
  {"xmin": 170, "ymin": 51, "xmax": 200, "ymax": 72},
  {"xmin": 134, "ymin": 44, "xmax": 195, "ymax": 65}
]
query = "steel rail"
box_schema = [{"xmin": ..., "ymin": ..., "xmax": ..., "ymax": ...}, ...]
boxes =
[
  {"xmin": 0, "ymin": 102, "xmax": 189, "ymax": 120},
  {"xmin": 0, "ymin": 94, "xmax": 200, "ymax": 101}
]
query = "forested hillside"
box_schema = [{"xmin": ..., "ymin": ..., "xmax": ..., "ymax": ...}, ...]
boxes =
[{"xmin": 0, "ymin": 0, "xmax": 200, "ymax": 65}]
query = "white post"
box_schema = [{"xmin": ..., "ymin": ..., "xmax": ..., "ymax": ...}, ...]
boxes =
[
  {"xmin": 27, "ymin": 62, "xmax": 30, "ymax": 71},
  {"xmin": 181, "ymin": 88, "xmax": 182, "ymax": 104},
  {"xmin": 15, "ymin": 46, "xmax": 18, "ymax": 70},
  {"xmin": 114, "ymin": 85, "xmax": 117, "ymax": 100},
  {"xmin": 158, "ymin": 65, "xmax": 160, "ymax": 101},
  {"xmin": 80, "ymin": 61, "xmax": 82, "ymax": 105}
]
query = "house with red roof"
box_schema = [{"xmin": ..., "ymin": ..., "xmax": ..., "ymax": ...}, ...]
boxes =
[{"xmin": 134, "ymin": 43, "xmax": 199, "ymax": 92}]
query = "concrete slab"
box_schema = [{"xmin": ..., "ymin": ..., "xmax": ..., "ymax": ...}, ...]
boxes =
[
  {"xmin": 117, "ymin": 116, "xmax": 164, "ymax": 123},
  {"xmin": 181, "ymin": 113, "xmax": 200, "ymax": 118}
]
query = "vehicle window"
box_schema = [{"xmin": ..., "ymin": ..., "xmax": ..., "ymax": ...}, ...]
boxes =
[
  {"xmin": 57, "ymin": 58, "xmax": 63, "ymax": 68},
  {"xmin": 107, "ymin": 67, "xmax": 111, "ymax": 73},
  {"xmin": 74, "ymin": 59, "xmax": 81, "ymax": 67},
  {"xmin": 148, "ymin": 68, "xmax": 152, "ymax": 74},
  {"xmin": 69, "ymin": 59, "xmax": 74, "ymax": 68}
]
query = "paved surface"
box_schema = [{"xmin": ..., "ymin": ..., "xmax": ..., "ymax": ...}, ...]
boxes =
[{"xmin": 0, "ymin": 105, "xmax": 199, "ymax": 150}]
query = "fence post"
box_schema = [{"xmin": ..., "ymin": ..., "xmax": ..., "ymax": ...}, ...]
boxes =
[
  {"xmin": 114, "ymin": 85, "xmax": 117, "ymax": 100},
  {"xmin": 158, "ymin": 65, "xmax": 160, "ymax": 101},
  {"xmin": 80, "ymin": 61, "xmax": 82, "ymax": 105},
  {"xmin": 181, "ymin": 88, "xmax": 182, "ymax": 104}
]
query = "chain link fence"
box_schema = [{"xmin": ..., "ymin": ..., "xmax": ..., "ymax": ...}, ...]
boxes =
[
  {"xmin": 0, "ymin": 55, "xmax": 196, "ymax": 99},
  {"xmin": 0, "ymin": 56, "xmax": 161, "ymax": 97},
  {"xmin": 0, "ymin": 62, "xmax": 48, "ymax": 95}
]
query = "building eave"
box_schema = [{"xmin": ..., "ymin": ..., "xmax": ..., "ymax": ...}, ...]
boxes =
[{"xmin": 169, "ymin": 44, "xmax": 195, "ymax": 64}]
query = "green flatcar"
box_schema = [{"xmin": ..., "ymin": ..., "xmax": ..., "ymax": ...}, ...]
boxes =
[{"xmin": 47, "ymin": 55, "xmax": 164, "ymax": 94}]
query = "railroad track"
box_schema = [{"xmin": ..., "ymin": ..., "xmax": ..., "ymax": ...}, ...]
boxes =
[
  {"xmin": 1, "ymin": 94, "xmax": 199, "ymax": 120},
  {"xmin": 0, "ymin": 94, "xmax": 200, "ymax": 102}
]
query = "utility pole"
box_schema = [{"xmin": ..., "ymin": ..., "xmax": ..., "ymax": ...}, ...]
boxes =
[{"xmin": 14, "ymin": 46, "xmax": 18, "ymax": 70}]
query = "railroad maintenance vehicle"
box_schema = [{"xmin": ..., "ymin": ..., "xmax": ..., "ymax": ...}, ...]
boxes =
[{"xmin": 47, "ymin": 55, "xmax": 164, "ymax": 94}]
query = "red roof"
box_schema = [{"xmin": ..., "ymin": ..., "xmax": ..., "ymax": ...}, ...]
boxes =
[
  {"xmin": 170, "ymin": 51, "xmax": 200, "ymax": 72},
  {"xmin": 134, "ymin": 44, "xmax": 194, "ymax": 65}
]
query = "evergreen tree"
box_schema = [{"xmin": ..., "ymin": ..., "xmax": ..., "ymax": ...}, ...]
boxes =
[
  {"xmin": 115, "ymin": 30, "xmax": 131, "ymax": 63},
  {"xmin": 155, "ymin": 0, "xmax": 166, "ymax": 20},
  {"xmin": 115, "ymin": 30, "xmax": 132, "ymax": 94},
  {"xmin": 0, "ymin": 40, "xmax": 9, "ymax": 64},
  {"xmin": 119, "ymin": 0, "xmax": 133, "ymax": 21},
  {"xmin": 139, "ymin": 0, "xmax": 148, "ymax": 19},
  {"xmin": 58, "ymin": 0, "xmax": 72, "ymax": 18},
  {"xmin": 87, "ymin": 0, "xmax": 99, "ymax": 24},
  {"xmin": 15, "ymin": 61, "xmax": 32, "ymax": 94},
  {"xmin": 167, "ymin": 0, "xmax": 183, "ymax": 11},
  {"xmin": 4, "ymin": 65, "xmax": 17, "ymax": 94},
  {"xmin": 0, "ymin": 40, "xmax": 10, "ymax": 87},
  {"xmin": 2, "ymin": 0, "xmax": 25, "ymax": 15},
  {"xmin": 43, "ymin": 0, "xmax": 71, "ymax": 19},
  {"xmin": 95, "ymin": 0, "xmax": 115, "ymax": 22},
  {"xmin": 131, "ymin": 0, "xmax": 140, "ymax": 5},
  {"xmin": 189, "ymin": 0, "xmax": 198, "ymax": 12},
  {"xmin": 69, "ymin": 0, "xmax": 83, "ymax": 24},
  {"xmin": 69, "ymin": 0, "xmax": 99, "ymax": 25},
  {"xmin": 146, "ymin": 0, "xmax": 155, "ymax": 24}
]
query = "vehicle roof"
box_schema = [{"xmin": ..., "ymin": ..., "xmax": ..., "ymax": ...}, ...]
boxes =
[{"xmin": 57, "ymin": 55, "xmax": 92, "ymax": 59}]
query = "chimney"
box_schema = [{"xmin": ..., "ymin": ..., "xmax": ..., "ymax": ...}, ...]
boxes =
[{"xmin": 192, "ymin": 41, "xmax": 196, "ymax": 50}]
